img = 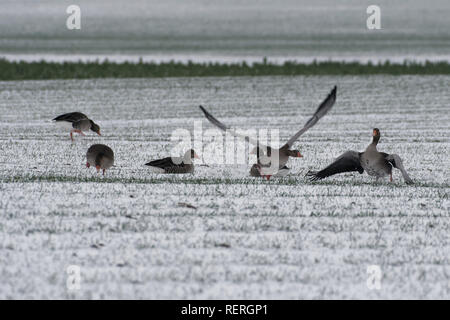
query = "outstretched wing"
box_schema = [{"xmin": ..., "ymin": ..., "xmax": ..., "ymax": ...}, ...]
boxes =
[
  {"xmin": 383, "ymin": 153, "xmax": 414, "ymax": 184},
  {"xmin": 283, "ymin": 86, "xmax": 337, "ymax": 149},
  {"xmin": 53, "ymin": 112, "xmax": 88, "ymax": 122},
  {"xmin": 306, "ymin": 150, "xmax": 363, "ymax": 181},
  {"xmin": 199, "ymin": 105, "xmax": 264, "ymax": 148}
]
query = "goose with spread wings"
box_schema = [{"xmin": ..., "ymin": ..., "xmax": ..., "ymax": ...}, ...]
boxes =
[
  {"xmin": 306, "ymin": 128, "xmax": 414, "ymax": 184},
  {"xmin": 199, "ymin": 86, "xmax": 337, "ymax": 178}
]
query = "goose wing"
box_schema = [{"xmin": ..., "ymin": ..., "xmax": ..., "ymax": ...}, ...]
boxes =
[
  {"xmin": 283, "ymin": 86, "xmax": 337, "ymax": 149},
  {"xmin": 382, "ymin": 153, "xmax": 414, "ymax": 184},
  {"xmin": 145, "ymin": 157, "xmax": 184, "ymax": 169},
  {"xmin": 306, "ymin": 150, "xmax": 363, "ymax": 181},
  {"xmin": 199, "ymin": 106, "xmax": 265, "ymax": 148},
  {"xmin": 53, "ymin": 112, "xmax": 88, "ymax": 122}
]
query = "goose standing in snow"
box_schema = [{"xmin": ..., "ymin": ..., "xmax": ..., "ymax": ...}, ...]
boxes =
[
  {"xmin": 306, "ymin": 128, "xmax": 414, "ymax": 184},
  {"xmin": 86, "ymin": 144, "xmax": 114, "ymax": 175},
  {"xmin": 145, "ymin": 149, "xmax": 200, "ymax": 174},
  {"xmin": 199, "ymin": 86, "xmax": 337, "ymax": 179},
  {"xmin": 53, "ymin": 112, "xmax": 101, "ymax": 141}
]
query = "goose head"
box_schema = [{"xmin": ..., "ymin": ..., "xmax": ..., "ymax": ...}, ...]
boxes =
[
  {"xmin": 287, "ymin": 149, "xmax": 303, "ymax": 158},
  {"xmin": 372, "ymin": 128, "xmax": 381, "ymax": 144},
  {"xmin": 95, "ymin": 153, "xmax": 106, "ymax": 172},
  {"xmin": 90, "ymin": 121, "xmax": 101, "ymax": 136}
]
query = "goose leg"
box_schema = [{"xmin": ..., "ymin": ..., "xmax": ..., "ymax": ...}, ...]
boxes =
[
  {"xmin": 70, "ymin": 129, "xmax": 85, "ymax": 140},
  {"xmin": 74, "ymin": 129, "xmax": 85, "ymax": 136},
  {"xmin": 390, "ymin": 173, "xmax": 393, "ymax": 182}
]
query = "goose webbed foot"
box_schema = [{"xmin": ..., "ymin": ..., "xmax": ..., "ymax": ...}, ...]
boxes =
[{"xmin": 305, "ymin": 170, "xmax": 321, "ymax": 182}]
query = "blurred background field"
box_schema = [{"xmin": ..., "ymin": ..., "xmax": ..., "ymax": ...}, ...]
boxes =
[
  {"xmin": 1, "ymin": 59, "xmax": 450, "ymax": 81},
  {"xmin": 1, "ymin": 0, "xmax": 449, "ymax": 63}
]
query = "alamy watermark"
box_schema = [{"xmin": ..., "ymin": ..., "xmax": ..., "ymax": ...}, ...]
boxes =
[
  {"xmin": 168, "ymin": 121, "xmax": 283, "ymax": 169},
  {"xmin": 366, "ymin": 5, "xmax": 381, "ymax": 30},
  {"xmin": 65, "ymin": 5, "xmax": 380, "ymax": 32},
  {"xmin": 366, "ymin": 265, "xmax": 382, "ymax": 290},
  {"xmin": 66, "ymin": 265, "xmax": 81, "ymax": 291},
  {"xmin": 66, "ymin": 5, "xmax": 81, "ymax": 30}
]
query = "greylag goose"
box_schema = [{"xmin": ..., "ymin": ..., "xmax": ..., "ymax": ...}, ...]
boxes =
[
  {"xmin": 145, "ymin": 149, "xmax": 199, "ymax": 174},
  {"xmin": 199, "ymin": 86, "xmax": 337, "ymax": 179},
  {"xmin": 53, "ymin": 112, "xmax": 101, "ymax": 141},
  {"xmin": 249, "ymin": 146, "xmax": 289, "ymax": 179},
  {"xmin": 86, "ymin": 144, "xmax": 114, "ymax": 175},
  {"xmin": 306, "ymin": 128, "xmax": 414, "ymax": 184}
]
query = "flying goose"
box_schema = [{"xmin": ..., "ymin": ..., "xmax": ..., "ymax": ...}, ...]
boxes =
[
  {"xmin": 53, "ymin": 112, "xmax": 101, "ymax": 141},
  {"xmin": 306, "ymin": 128, "xmax": 414, "ymax": 184},
  {"xmin": 199, "ymin": 85, "xmax": 337, "ymax": 178},
  {"xmin": 145, "ymin": 149, "xmax": 200, "ymax": 174},
  {"xmin": 86, "ymin": 144, "xmax": 114, "ymax": 175}
]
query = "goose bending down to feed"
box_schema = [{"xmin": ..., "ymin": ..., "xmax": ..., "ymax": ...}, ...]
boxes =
[
  {"xmin": 145, "ymin": 149, "xmax": 200, "ymax": 174},
  {"xmin": 86, "ymin": 144, "xmax": 114, "ymax": 175},
  {"xmin": 53, "ymin": 112, "xmax": 101, "ymax": 141},
  {"xmin": 200, "ymin": 86, "xmax": 337, "ymax": 179},
  {"xmin": 306, "ymin": 128, "xmax": 414, "ymax": 184}
]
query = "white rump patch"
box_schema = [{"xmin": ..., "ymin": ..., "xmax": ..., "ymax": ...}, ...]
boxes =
[{"xmin": 146, "ymin": 166, "xmax": 166, "ymax": 173}]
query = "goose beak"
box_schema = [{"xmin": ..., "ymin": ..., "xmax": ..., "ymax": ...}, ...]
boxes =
[
  {"xmin": 96, "ymin": 165, "xmax": 101, "ymax": 173},
  {"xmin": 297, "ymin": 151, "xmax": 303, "ymax": 158},
  {"xmin": 97, "ymin": 131, "xmax": 101, "ymax": 136},
  {"xmin": 194, "ymin": 153, "xmax": 200, "ymax": 159}
]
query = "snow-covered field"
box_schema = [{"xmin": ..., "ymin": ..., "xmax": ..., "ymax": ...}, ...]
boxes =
[{"xmin": 0, "ymin": 75, "xmax": 449, "ymax": 299}]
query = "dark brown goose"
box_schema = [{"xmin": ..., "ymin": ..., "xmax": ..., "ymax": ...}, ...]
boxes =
[
  {"xmin": 145, "ymin": 149, "xmax": 199, "ymax": 174},
  {"xmin": 306, "ymin": 128, "xmax": 413, "ymax": 184},
  {"xmin": 86, "ymin": 144, "xmax": 114, "ymax": 175},
  {"xmin": 199, "ymin": 86, "xmax": 337, "ymax": 178},
  {"xmin": 53, "ymin": 112, "xmax": 101, "ymax": 141}
]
